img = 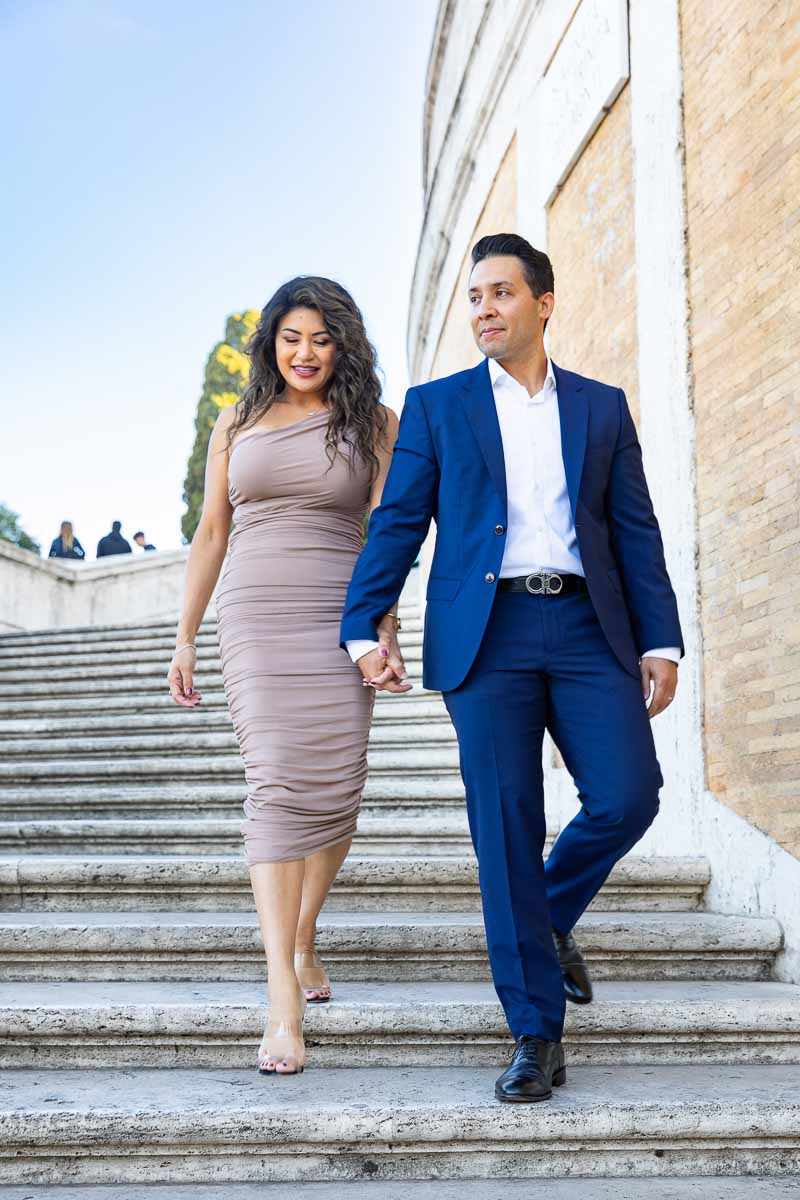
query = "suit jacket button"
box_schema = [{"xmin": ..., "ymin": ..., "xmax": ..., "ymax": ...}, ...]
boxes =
[
  {"xmin": 485, "ymin": 572, "xmax": 496, "ymax": 583},
  {"xmin": 494, "ymin": 524, "xmax": 505, "ymax": 535}
]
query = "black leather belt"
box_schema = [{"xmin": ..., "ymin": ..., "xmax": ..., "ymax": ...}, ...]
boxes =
[{"xmin": 497, "ymin": 572, "xmax": 587, "ymax": 596}]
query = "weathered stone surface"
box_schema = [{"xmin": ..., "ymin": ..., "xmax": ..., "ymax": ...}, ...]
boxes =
[
  {"xmin": 1, "ymin": 1180, "xmax": 798, "ymax": 1199},
  {"xmin": 0, "ymin": 591, "xmax": 797, "ymax": 1190},
  {"xmin": 0, "ymin": 718, "xmax": 452, "ymax": 760},
  {"xmin": 0, "ymin": 812, "xmax": 476, "ymax": 857},
  {"xmin": 0, "ymin": 910, "xmax": 780, "ymax": 982},
  {"xmin": 0, "ymin": 696, "xmax": 448, "ymax": 737},
  {"xmin": 0, "ymin": 1064, "xmax": 799, "ymax": 1184},
  {"xmin": 0, "ymin": 854, "xmax": 708, "ymax": 914},
  {"xmin": 0, "ymin": 743, "xmax": 457, "ymax": 782},
  {"xmin": 0, "ymin": 980, "xmax": 798, "ymax": 1069},
  {"xmin": 0, "ymin": 776, "xmax": 467, "ymax": 821},
  {"xmin": 0, "ymin": 683, "xmax": 438, "ymax": 721},
  {"xmin": 0, "ymin": 636, "xmax": 423, "ymax": 671}
]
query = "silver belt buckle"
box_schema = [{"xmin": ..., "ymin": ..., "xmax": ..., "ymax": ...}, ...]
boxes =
[{"xmin": 525, "ymin": 571, "xmax": 563, "ymax": 595}]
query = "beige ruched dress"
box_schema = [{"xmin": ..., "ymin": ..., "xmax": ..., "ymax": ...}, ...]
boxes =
[{"xmin": 216, "ymin": 412, "xmax": 374, "ymax": 864}]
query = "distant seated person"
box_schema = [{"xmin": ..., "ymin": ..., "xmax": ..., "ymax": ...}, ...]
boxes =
[
  {"xmin": 48, "ymin": 520, "xmax": 86, "ymax": 560},
  {"xmin": 133, "ymin": 530, "xmax": 156, "ymax": 552},
  {"xmin": 96, "ymin": 520, "xmax": 132, "ymax": 558}
]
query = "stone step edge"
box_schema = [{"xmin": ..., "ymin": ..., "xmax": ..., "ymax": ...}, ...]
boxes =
[
  {"xmin": 0, "ymin": 856, "xmax": 708, "ymax": 914},
  {"xmin": 2, "ymin": 980, "xmax": 797, "ymax": 1041},
  {"xmin": 0, "ymin": 854, "xmax": 710, "ymax": 888},
  {"xmin": 0, "ymin": 1064, "xmax": 798, "ymax": 1188},
  {"xmin": 0, "ymin": 910, "xmax": 781, "ymax": 953},
  {"xmin": 0, "ymin": 1182, "xmax": 795, "ymax": 1200},
  {"xmin": 0, "ymin": 607, "xmax": 423, "ymax": 644},
  {"xmin": 0, "ymin": 728, "xmax": 459, "ymax": 757}
]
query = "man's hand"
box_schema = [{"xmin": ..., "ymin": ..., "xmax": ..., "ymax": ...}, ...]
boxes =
[
  {"xmin": 640, "ymin": 656, "xmax": 678, "ymax": 719},
  {"xmin": 357, "ymin": 625, "xmax": 412, "ymax": 693}
]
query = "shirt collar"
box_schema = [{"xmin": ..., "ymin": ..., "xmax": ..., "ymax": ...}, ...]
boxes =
[{"xmin": 486, "ymin": 353, "xmax": 556, "ymax": 400}]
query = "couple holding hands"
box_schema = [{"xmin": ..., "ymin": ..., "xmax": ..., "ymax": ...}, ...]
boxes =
[{"xmin": 168, "ymin": 232, "xmax": 683, "ymax": 1103}]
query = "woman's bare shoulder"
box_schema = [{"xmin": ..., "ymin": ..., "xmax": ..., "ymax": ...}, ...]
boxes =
[{"xmin": 378, "ymin": 403, "xmax": 400, "ymax": 435}]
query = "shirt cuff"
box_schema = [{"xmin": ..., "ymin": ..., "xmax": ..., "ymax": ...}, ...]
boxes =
[
  {"xmin": 641, "ymin": 647, "xmax": 681, "ymax": 664},
  {"xmin": 346, "ymin": 639, "xmax": 380, "ymax": 664}
]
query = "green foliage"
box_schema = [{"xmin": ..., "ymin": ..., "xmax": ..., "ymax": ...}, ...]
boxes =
[
  {"xmin": 181, "ymin": 311, "xmax": 259, "ymax": 543},
  {"xmin": 0, "ymin": 503, "xmax": 41, "ymax": 555}
]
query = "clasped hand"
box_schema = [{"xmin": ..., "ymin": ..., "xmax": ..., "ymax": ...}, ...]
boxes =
[{"xmin": 357, "ymin": 616, "xmax": 413, "ymax": 693}]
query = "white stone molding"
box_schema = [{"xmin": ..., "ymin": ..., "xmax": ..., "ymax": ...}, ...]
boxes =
[
  {"xmin": 627, "ymin": 0, "xmax": 704, "ymax": 835},
  {"xmin": 537, "ymin": 0, "xmax": 630, "ymax": 206},
  {"xmin": 0, "ymin": 541, "xmax": 192, "ymax": 631}
]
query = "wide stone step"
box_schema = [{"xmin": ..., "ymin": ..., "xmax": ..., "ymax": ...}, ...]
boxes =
[
  {"xmin": 0, "ymin": 658, "xmax": 426, "ymax": 695},
  {"xmin": 0, "ymin": 635, "xmax": 425, "ymax": 674},
  {"xmin": 0, "ymin": 813, "xmax": 476, "ymax": 856},
  {"xmin": 0, "ymin": 1183, "xmax": 796, "ymax": 1200},
  {"xmin": 0, "ymin": 855, "xmax": 708, "ymax": 914},
  {"xmin": 0, "ymin": 628, "xmax": 426, "ymax": 669},
  {"xmin": 0, "ymin": 606, "xmax": 423, "ymax": 651},
  {"xmin": 0, "ymin": 664, "xmax": 428, "ymax": 700},
  {"xmin": 0, "ymin": 910, "xmax": 780, "ymax": 982},
  {"xmin": 0, "ymin": 720, "xmax": 457, "ymax": 759},
  {"xmin": 0, "ymin": 685, "xmax": 442, "ymax": 720},
  {"xmin": 0, "ymin": 1063, "xmax": 798, "ymax": 1184},
  {"xmin": 0, "ymin": 776, "xmax": 466, "ymax": 820},
  {"xmin": 2, "ymin": 979, "xmax": 798, "ymax": 1070},
  {"xmin": 0, "ymin": 746, "xmax": 461, "ymax": 784},
  {"xmin": 0, "ymin": 606, "xmax": 423, "ymax": 652},
  {"xmin": 0, "ymin": 698, "xmax": 450, "ymax": 739}
]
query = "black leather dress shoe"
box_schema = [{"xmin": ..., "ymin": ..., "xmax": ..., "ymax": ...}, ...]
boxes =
[
  {"xmin": 553, "ymin": 928, "xmax": 593, "ymax": 1005},
  {"xmin": 494, "ymin": 1036, "xmax": 566, "ymax": 1103}
]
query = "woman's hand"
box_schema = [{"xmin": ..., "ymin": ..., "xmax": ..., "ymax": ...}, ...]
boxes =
[
  {"xmin": 168, "ymin": 645, "xmax": 201, "ymax": 708},
  {"xmin": 359, "ymin": 616, "xmax": 411, "ymax": 692}
]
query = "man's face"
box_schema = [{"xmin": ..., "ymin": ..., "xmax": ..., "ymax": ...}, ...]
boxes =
[
  {"xmin": 468, "ymin": 254, "xmax": 553, "ymax": 360},
  {"xmin": 134, "ymin": 535, "xmax": 144, "ymax": 546}
]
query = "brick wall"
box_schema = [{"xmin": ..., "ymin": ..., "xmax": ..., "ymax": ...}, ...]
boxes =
[
  {"xmin": 546, "ymin": 84, "xmax": 640, "ymax": 425},
  {"xmin": 430, "ymin": 136, "xmax": 518, "ymax": 380},
  {"xmin": 682, "ymin": 0, "xmax": 800, "ymax": 857}
]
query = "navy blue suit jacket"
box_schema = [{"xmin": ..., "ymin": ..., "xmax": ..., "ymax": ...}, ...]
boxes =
[{"xmin": 340, "ymin": 358, "xmax": 684, "ymax": 693}]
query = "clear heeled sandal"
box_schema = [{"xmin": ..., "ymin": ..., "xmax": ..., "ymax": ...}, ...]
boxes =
[
  {"xmin": 258, "ymin": 994, "xmax": 307, "ymax": 1076},
  {"xmin": 294, "ymin": 949, "xmax": 332, "ymax": 1003}
]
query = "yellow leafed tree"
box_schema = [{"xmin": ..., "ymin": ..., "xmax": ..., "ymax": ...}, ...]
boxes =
[{"xmin": 181, "ymin": 311, "xmax": 259, "ymax": 543}]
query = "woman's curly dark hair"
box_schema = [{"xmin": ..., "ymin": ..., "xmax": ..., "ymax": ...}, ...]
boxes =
[{"xmin": 227, "ymin": 276, "xmax": 387, "ymax": 478}]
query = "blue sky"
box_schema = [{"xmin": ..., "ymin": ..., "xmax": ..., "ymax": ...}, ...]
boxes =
[{"xmin": 0, "ymin": 0, "xmax": 437, "ymax": 555}]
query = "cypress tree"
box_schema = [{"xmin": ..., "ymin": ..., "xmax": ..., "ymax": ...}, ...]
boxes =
[{"xmin": 181, "ymin": 310, "xmax": 258, "ymax": 543}]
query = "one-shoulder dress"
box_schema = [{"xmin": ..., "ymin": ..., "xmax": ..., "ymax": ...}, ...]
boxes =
[{"xmin": 216, "ymin": 412, "xmax": 374, "ymax": 864}]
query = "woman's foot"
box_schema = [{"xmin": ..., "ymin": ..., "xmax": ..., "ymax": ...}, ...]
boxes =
[
  {"xmin": 258, "ymin": 983, "xmax": 307, "ymax": 1075},
  {"xmin": 294, "ymin": 948, "xmax": 332, "ymax": 1003}
]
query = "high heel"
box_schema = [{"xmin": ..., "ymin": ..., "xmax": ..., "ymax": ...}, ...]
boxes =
[
  {"xmin": 258, "ymin": 994, "xmax": 307, "ymax": 1076},
  {"xmin": 294, "ymin": 949, "xmax": 332, "ymax": 1003}
]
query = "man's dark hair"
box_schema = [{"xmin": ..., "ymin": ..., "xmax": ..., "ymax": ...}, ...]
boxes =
[
  {"xmin": 133, "ymin": 531, "xmax": 144, "ymax": 540},
  {"xmin": 111, "ymin": 521, "xmax": 122, "ymax": 532},
  {"xmin": 471, "ymin": 233, "xmax": 554, "ymax": 330}
]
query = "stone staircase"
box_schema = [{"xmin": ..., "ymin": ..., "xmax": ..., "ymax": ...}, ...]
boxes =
[{"xmin": 0, "ymin": 597, "xmax": 799, "ymax": 1194}]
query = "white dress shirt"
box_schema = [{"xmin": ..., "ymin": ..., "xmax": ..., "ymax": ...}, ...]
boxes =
[{"xmin": 346, "ymin": 355, "xmax": 679, "ymax": 666}]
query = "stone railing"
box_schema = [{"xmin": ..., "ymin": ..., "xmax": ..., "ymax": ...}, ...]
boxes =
[{"xmin": 0, "ymin": 540, "xmax": 191, "ymax": 632}]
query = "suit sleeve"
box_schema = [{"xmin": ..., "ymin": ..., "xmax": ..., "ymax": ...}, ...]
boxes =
[
  {"xmin": 605, "ymin": 389, "xmax": 684, "ymax": 659},
  {"xmin": 340, "ymin": 387, "xmax": 439, "ymax": 647}
]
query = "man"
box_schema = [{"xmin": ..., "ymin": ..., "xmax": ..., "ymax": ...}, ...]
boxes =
[
  {"xmin": 133, "ymin": 531, "xmax": 156, "ymax": 552},
  {"xmin": 96, "ymin": 521, "xmax": 132, "ymax": 558},
  {"xmin": 340, "ymin": 233, "xmax": 682, "ymax": 1104}
]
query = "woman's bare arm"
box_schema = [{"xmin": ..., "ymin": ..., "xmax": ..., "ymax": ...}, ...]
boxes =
[{"xmin": 168, "ymin": 406, "xmax": 236, "ymax": 706}]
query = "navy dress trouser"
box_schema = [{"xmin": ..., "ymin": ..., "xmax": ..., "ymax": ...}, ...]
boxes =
[{"xmin": 442, "ymin": 588, "xmax": 663, "ymax": 1043}]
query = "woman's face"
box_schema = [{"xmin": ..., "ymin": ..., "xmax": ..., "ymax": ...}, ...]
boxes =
[
  {"xmin": 275, "ymin": 306, "xmax": 337, "ymax": 399},
  {"xmin": 61, "ymin": 522, "xmax": 72, "ymax": 535}
]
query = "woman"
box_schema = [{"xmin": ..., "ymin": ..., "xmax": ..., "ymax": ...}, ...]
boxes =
[
  {"xmin": 48, "ymin": 521, "xmax": 86, "ymax": 560},
  {"xmin": 167, "ymin": 277, "xmax": 408, "ymax": 1076}
]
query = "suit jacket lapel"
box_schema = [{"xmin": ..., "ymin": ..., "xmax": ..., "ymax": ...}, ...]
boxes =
[
  {"xmin": 460, "ymin": 358, "xmax": 507, "ymax": 513},
  {"xmin": 553, "ymin": 361, "xmax": 588, "ymax": 521}
]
